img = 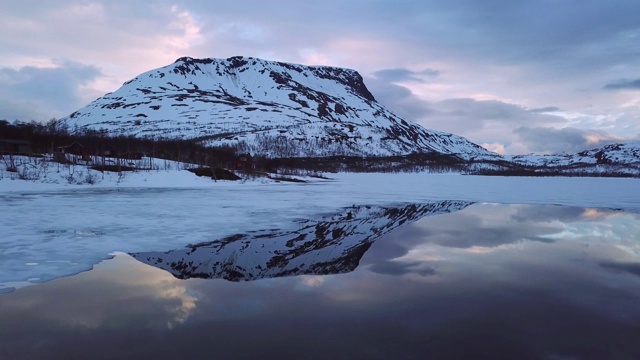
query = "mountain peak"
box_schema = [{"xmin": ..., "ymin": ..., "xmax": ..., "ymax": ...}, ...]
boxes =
[{"xmin": 168, "ymin": 55, "xmax": 377, "ymax": 102}]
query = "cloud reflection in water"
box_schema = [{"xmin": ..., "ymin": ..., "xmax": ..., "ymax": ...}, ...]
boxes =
[{"xmin": 0, "ymin": 203, "xmax": 639, "ymax": 359}]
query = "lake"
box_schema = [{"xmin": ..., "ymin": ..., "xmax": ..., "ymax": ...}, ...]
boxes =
[{"xmin": 1, "ymin": 175, "xmax": 640, "ymax": 359}]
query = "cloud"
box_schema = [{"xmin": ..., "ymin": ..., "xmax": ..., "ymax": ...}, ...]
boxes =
[
  {"xmin": 417, "ymin": 225, "xmax": 558, "ymax": 249},
  {"xmin": 368, "ymin": 261, "xmax": 436, "ymax": 277},
  {"xmin": 0, "ymin": 254, "xmax": 199, "ymax": 330},
  {"xmin": 365, "ymin": 78, "xmax": 433, "ymax": 120},
  {"xmin": 363, "ymin": 82, "xmax": 596, "ymax": 155},
  {"xmin": 414, "ymin": 98, "xmax": 570, "ymax": 154},
  {"xmin": 421, "ymin": 1, "xmax": 640, "ymax": 69},
  {"xmin": 373, "ymin": 68, "xmax": 440, "ymax": 83},
  {"xmin": 599, "ymin": 261, "xmax": 640, "ymax": 277},
  {"xmin": 0, "ymin": 61, "xmax": 102, "ymax": 121},
  {"xmin": 603, "ymin": 78, "xmax": 640, "ymax": 90},
  {"xmin": 510, "ymin": 205, "xmax": 587, "ymax": 224},
  {"xmin": 166, "ymin": 5, "xmax": 204, "ymax": 50},
  {"xmin": 0, "ymin": 3, "xmax": 208, "ymax": 83},
  {"xmin": 514, "ymin": 126, "xmax": 625, "ymax": 153},
  {"xmin": 527, "ymin": 106, "xmax": 561, "ymax": 113},
  {"xmin": 368, "ymin": 78, "xmax": 569, "ymax": 132},
  {"xmin": 481, "ymin": 142, "xmax": 506, "ymax": 154},
  {"xmin": 402, "ymin": 205, "xmax": 568, "ymax": 249},
  {"xmin": 429, "ymin": 99, "xmax": 566, "ymax": 124}
]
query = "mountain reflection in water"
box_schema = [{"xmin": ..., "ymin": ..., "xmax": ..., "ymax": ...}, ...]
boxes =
[
  {"xmin": 130, "ymin": 201, "xmax": 472, "ymax": 281},
  {"xmin": 1, "ymin": 203, "xmax": 639, "ymax": 360}
]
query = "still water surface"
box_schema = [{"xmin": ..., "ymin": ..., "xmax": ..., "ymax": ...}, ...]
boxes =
[{"xmin": 1, "ymin": 203, "xmax": 639, "ymax": 359}]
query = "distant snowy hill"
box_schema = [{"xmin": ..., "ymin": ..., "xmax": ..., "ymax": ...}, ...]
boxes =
[
  {"xmin": 510, "ymin": 142, "xmax": 640, "ymax": 167},
  {"xmin": 505, "ymin": 142, "xmax": 640, "ymax": 175},
  {"xmin": 130, "ymin": 201, "xmax": 472, "ymax": 281},
  {"xmin": 59, "ymin": 56, "xmax": 500, "ymax": 161}
]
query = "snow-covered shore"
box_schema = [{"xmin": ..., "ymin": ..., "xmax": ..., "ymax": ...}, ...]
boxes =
[
  {"xmin": 2, "ymin": 155, "xmax": 639, "ymax": 211},
  {"xmin": 0, "ymin": 155, "xmax": 220, "ymax": 191}
]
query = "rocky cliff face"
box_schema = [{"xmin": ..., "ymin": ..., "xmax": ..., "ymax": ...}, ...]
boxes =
[{"xmin": 130, "ymin": 201, "xmax": 472, "ymax": 281}]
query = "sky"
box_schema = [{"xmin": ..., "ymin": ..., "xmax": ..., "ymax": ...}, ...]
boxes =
[{"xmin": 1, "ymin": 0, "xmax": 640, "ymax": 155}]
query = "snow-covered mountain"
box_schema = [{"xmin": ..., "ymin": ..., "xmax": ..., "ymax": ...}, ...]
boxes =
[
  {"xmin": 510, "ymin": 142, "xmax": 640, "ymax": 167},
  {"xmin": 130, "ymin": 201, "xmax": 472, "ymax": 281},
  {"xmin": 55, "ymin": 56, "xmax": 640, "ymax": 176},
  {"xmin": 60, "ymin": 56, "xmax": 499, "ymax": 161},
  {"xmin": 505, "ymin": 142, "xmax": 640, "ymax": 175}
]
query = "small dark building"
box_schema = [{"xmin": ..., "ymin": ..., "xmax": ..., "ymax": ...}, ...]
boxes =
[
  {"xmin": 52, "ymin": 152, "xmax": 68, "ymax": 163},
  {"xmin": 236, "ymin": 154, "xmax": 255, "ymax": 171},
  {"xmin": 121, "ymin": 152, "xmax": 143, "ymax": 160},
  {"xmin": 60, "ymin": 141, "xmax": 85, "ymax": 156},
  {"xmin": 103, "ymin": 149, "xmax": 120, "ymax": 158},
  {"xmin": 59, "ymin": 141, "xmax": 92, "ymax": 161},
  {"xmin": 0, "ymin": 139, "xmax": 33, "ymax": 155}
]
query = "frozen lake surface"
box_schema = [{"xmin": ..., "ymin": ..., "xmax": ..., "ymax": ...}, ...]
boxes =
[
  {"xmin": 0, "ymin": 172, "xmax": 640, "ymax": 292},
  {"xmin": 1, "ymin": 173, "xmax": 639, "ymax": 292},
  {"xmin": 1, "ymin": 173, "xmax": 639, "ymax": 358}
]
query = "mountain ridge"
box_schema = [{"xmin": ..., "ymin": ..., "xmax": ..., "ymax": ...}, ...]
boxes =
[{"xmin": 493, "ymin": 141, "xmax": 640, "ymax": 176}]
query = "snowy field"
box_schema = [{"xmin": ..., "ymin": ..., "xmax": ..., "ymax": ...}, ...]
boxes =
[{"xmin": 1, "ymin": 169, "xmax": 640, "ymax": 293}]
